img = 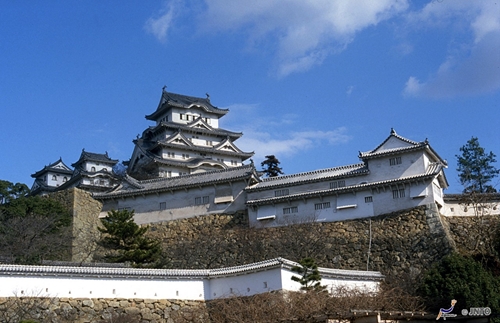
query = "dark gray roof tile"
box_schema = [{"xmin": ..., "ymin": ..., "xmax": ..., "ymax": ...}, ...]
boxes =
[{"xmin": 95, "ymin": 164, "xmax": 259, "ymax": 199}]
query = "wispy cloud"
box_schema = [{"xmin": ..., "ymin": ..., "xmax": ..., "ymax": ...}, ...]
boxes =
[
  {"xmin": 200, "ymin": 0, "xmax": 409, "ymax": 76},
  {"xmin": 403, "ymin": 2, "xmax": 500, "ymax": 98},
  {"xmin": 221, "ymin": 103, "xmax": 351, "ymax": 163},
  {"xmin": 144, "ymin": 1, "xmax": 179, "ymax": 43}
]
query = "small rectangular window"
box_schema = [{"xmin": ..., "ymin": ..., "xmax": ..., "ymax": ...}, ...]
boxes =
[
  {"xmin": 389, "ymin": 156, "xmax": 402, "ymax": 166},
  {"xmin": 365, "ymin": 196, "xmax": 373, "ymax": 203},
  {"xmin": 159, "ymin": 202, "xmax": 166, "ymax": 210},
  {"xmin": 314, "ymin": 202, "xmax": 331, "ymax": 210},
  {"xmin": 274, "ymin": 189, "xmax": 289, "ymax": 197},
  {"xmin": 195, "ymin": 196, "xmax": 209, "ymax": 205},
  {"xmin": 330, "ymin": 180, "xmax": 346, "ymax": 189},
  {"xmin": 283, "ymin": 206, "xmax": 298, "ymax": 214},
  {"xmin": 392, "ymin": 189, "xmax": 406, "ymax": 199}
]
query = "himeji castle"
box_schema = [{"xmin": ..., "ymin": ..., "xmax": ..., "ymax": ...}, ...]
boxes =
[
  {"xmin": 30, "ymin": 88, "xmax": 460, "ymax": 227},
  {"xmin": 126, "ymin": 89, "xmax": 254, "ymax": 180}
]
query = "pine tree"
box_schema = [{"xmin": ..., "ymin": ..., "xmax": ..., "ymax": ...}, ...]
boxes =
[
  {"xmin": 261, "ymin": 155, "xmax": 284, "ymax": 177},
  {"xmin": 291, "ymin": 258, "xmax": 326, "ymax": 291},
  {"xmin": 456, "ymin": 137, "xmax": 499, "ymax": 193},
  {"xmin": 99, "ymin": 209, "xmax": 161, "ymax": 267}
]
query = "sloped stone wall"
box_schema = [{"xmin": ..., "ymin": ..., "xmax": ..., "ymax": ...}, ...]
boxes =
[
  {"xmin": 445, "ymin": 215, "xmax": 499, "ymax": 256},
  {"xmin": 49, "ymin": 188, "xmax": 102, "ymax": 263},
  {"xmin": 0, "ymin": 297, "xmax": 207, "ymax": 323},
  {"xmin": 150, "ymin": 204, "xmax": 456, "ymax": 284}
]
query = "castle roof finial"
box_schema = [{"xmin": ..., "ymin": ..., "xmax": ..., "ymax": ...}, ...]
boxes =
[
  {"xmin": 206, "ymin": 92, "xmax": 210, "ymax": 101},
  {"xmin": 162, "ymin": 85, "xmax": 167, "ymax": 92},
  {"xmin": 390, "ymin": 128, "xmax": 396, "ymax": 135}
]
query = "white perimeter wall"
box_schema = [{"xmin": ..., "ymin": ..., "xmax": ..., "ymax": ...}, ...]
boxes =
[{"xmin": 0, "ymin": 267, "xmax": 381, "ymax": 301}]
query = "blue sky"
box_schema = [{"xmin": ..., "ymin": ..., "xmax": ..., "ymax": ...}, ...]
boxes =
[{"xmin": 1, "ymin": 1, "xmax": 499, "ymax": 193}]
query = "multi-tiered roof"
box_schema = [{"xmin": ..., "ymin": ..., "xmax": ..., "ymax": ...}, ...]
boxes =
[{"xmin": 127, "ymin": 89, "xmax": 254, "ymax": 179}]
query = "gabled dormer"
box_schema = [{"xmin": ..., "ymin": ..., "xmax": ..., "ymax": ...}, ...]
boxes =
[
  {"xmin": 214, "ymin": 137, "xmax": 245, "ymax": 153},
  {"xmin": 164, "ymin": 131, "xmax": 193, "ymax": 147},
  {"xmin": 358, "ymin": 129, "xmax": 448, "ymax": 184},
  {"xmin": 72, "ymin": 149, "xmax": 119, "ymax": 173},
  {"xmin": 30, "ymin": 158, "xmax": 73, "ymax": 194},
  {"xmin": 188, "ymin": 117, "xmax": 213, "ymax": 131},
  {"xmin": 145, "ymin": 88, "xmax": 228, "ymax": 128}
]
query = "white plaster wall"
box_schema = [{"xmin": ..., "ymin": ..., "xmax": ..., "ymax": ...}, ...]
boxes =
[
  {"xmin": 0, "ymin": 267, "xmax": 382, "ymax": 301},
  {"xmin": 441, "ymin": 200, "xmax": 500, "ymax": 217},
  {"xmin": 46, "ymin": 171, "xmax": 70, "ymax": 187},
  {"xmin": 0, "ymin": 276, "xmax": 205, "ymax": 300},
  {"xmin": 208, "ymin": 268, "xmax": 284, "ymax": 298},
  {"xmin": 282, "ymin": 270, "xmax": 379, "ymax": 293},
  {"xmin": 371, "ymin": 183, "xmax": 435, "ymax": 216},
  {"xmin": 84, "ymin": 161, "xmax": 113, "ymax": 173},
  {"xmin": 364, "ymin": 151, "xmax": 426, "ymax": 183},
  {"xmin": 249, "ymin": 191, "xmax": 376, "ymax": 228},
  {"xmin": 100, "ymin": 180, "xmax": 248, "ymax": 224}
]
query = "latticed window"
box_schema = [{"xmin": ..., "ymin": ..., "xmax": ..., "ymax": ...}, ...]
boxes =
[
  {"xmin": 330, "ymin": 180, "xmax": 346, "ymax": 189},
  {"xmin": 275, "ymin": 189, "xmax": 289, "ymax": 197},
  {"xmin": 389, "ymin": 156, "xmax": 402, "ymax": 166},
  {"xmin": 392, "ymin": 188, "xmax": 406, "ymax": 199},
  {"xmin": 315, "ymin": 202, "xmax": 331, "ymax": 210},
  {"xmin": 283, "ymin": 206, "xmax": 298, "ymax": 214}
]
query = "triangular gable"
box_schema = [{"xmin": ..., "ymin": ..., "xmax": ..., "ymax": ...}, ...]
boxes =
[
  {"xmin": 51, "ymin": 160, "xmax": 72, "ymax": 172},
  {"xmin": 370, "ymin": 129, "xmax": 420, "ymax": 154},
  {"xmin": 214, "ymin": 138, "xmax": 242, "ymax": 153},
  {"xmin": 187, "ymin": 117, "xmax": 213, "ymax": 131},
  {"xmin": 165, "ymin": 132, "xmax": 193, "ymax": 147}
]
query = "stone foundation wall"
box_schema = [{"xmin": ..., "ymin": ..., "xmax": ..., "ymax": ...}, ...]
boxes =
[
  {"xmin": 445, "ymin": 215, "xmax": 499, "ymax": 256},
  {"xmin": 0, "ymin": 297, "xmax": 207, "ymax": 323},
  {"xmin": 150, "ymin": 204, "xmax": 456, "ymax": 284},
  {"xmin": 50, "ymin": 188, "xmax": 103, "ymax": 263}
]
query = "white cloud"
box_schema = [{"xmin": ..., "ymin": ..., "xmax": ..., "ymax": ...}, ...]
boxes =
[
  {"xmin": 144, "ymin": 1, "xmax": 179, "ymax": 43},
  {"xmin": 404, "ymin": 2, "xmax": 500, "ymax": 98},
  {"xmin": 403, "ymin": 76, "xmax": 422, "ymax": 97},
  {"xmin": 200, "ymin": 0, "xmax": 409, "ymax": 76},
  {"xmin": 237, "ymin": 128, "xmax": 351, "ymax": 163},
  {"xmin": 221, "ymin": 103, "xmax": 350, "ymax": 163}
]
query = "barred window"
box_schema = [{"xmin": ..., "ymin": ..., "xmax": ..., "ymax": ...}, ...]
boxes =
[
  {"xmin": 392, "ymin": 188, "xmax": 406, "ymax": 199},
  {"xmin": 283, "ymin": 206, "xmax": 298, "ymax": 214},
  {"xmin": 160, "ymin": 202, "xmax": 166, "ymax": 210},
  {"xmin": 195, "ymin": 196, "xmax": 210, "ymax": 205},
  {"xmin": 315, "ymin": 202, "xmax": 331, "ymax": 210},
  {"xmin": 389, "ymin": 156, "xmax": 402, "ymax": 166},
  {"xmin": 330, "ymin": 180, "xmax": 346, "ymax": 189},
  {"xmin": 275, "ymin": 189, "xmax": 290, "ymax": 197},
  {"xmin": 365, "ymin": 196, "xmax": 373, "ymax": 203}
]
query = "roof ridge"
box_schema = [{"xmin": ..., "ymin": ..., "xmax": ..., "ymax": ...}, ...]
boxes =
[
  {"xmin": 138, "ymin": 164, "xmax": 255, "ymax": 184},
  {"xmin": 261, "ymin": 163, "xmax": 366, "ymax": 182}
]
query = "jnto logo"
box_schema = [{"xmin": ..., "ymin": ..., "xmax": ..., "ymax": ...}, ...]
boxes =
[{"xmin": 436, "ymin": 299, "xmax": 457, "ymax": 320}]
